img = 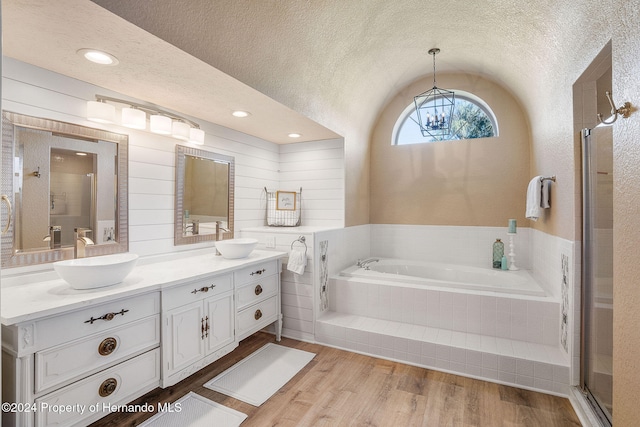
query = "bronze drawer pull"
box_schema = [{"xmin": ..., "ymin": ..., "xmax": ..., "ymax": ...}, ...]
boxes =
[
  {"xmin": 191, "ymin": 284, "xmax": 216, "ymax": 294},
  {"xmin": 254, "ymin": 309, "xmax": 262, "ymax": 320},
  {"xmin": 84, "ymin": 309, "xmax": 129, "ymax": 324},
  {"xmin": 99, "ymin": 378, "xmax": 118, "ymax": 397},
  {"xmin": 201, "ymin": 316, "xmax": 210, "ymax": 339},
  {"xmin": 250, "ymin": 269, "xmax": 266, "ymax": 276},
  {"xmin": 254, "ymin": 284, "xmax": 263, "ymax": 295},
  {"xmin": 98, "ymin": 337, "xmax": 118, "ymax": 356}
]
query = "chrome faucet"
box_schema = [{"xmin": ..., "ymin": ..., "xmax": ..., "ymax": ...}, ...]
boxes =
[
  {"xmin": 74, "ymin": 227, "xmax": 94, "ymax": 258},
  {"xmin": 185, "ymin": 219, "xmax": 200, "ymax": 235},
  {"xmin": 214, "ymin": 221, "xmax": 224, "ymax": 256},
  {"xmin": 214, "ymin": 221, "xmax": 230, "ymax": 256},
  {"xmin": 357, "ymin": 258, "xmax": 379, "ymax": 270},
  {"xmin": 43, "ymin": 226, "xmax": 62, "ymax": 249}
]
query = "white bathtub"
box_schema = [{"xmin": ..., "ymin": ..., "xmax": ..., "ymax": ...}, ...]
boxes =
[{"xmin": 340, "ymin": 258, "xmax": 546, "ymax": 296}]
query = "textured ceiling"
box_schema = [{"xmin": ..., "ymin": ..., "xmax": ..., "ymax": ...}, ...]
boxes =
[{"xmin": 3, "ymin": 0, "xmax": 603, "ymax": 145}]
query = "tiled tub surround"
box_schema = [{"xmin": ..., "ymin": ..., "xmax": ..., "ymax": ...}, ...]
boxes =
[
  {"xmin": 316, "ymin": 225, "xmax": 574, "ymax": 397},
  {"xmin": 318, "ymin": 276, "xmax": 569, "ymax": 396}
]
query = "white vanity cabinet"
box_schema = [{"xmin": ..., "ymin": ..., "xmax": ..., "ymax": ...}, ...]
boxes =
[
  {"xmin": 161, "ymin": 273, "xmax": 237, "ymax": 387},
  {"xmin": 161, "ymin": 259, "xmax": 283, "ymax": 387},
  {"xmin": 1, "ymin": 292, "xmax": 161, "ymax": 427},
  {"xmin": 235, "ymin": 260, "xmax": 283, "ymax": 341},
  {"xmin": 1, "ymin": 250, "xmax": 286, "ymax": 426}
]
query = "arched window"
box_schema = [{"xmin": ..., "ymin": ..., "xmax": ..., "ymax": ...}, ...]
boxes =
[{"xmin": 392, "ymin": 91, "xmax": 498, "ymax": 145}]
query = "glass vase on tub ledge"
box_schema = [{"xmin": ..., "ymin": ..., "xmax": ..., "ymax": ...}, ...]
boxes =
[{"xmin": 492, "ymin": 238, "xmax": 504, "ymax": 269}]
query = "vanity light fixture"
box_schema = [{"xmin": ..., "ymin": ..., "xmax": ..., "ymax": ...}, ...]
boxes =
[
  {"xmin": 77, "ymin": 48, "xmax": 119, "ymax": 66},
  {"xmin": 188, "ymin": 128, "xmax": 205, "ymax": 145},
  {"xmin": 412, "ymin": 48, "xmax": 455, "ymax": 138},
  {"xmin": 87, "ymin": 100, "xmax": 116, "ymax": 124},
  {"xmin": 121, "ymin": 107, "xmax": 146, "ymax": 130},
  {"xmin": 150, "ymin": 114, "xmax": 172, "ymax": 134},
  {"xmin": 171, "ymin": 121, "xmax": 191, "ymax": 140},
  {"xmin": 86, "ymin": 95, "xmax": 206, "ymax": 144}
]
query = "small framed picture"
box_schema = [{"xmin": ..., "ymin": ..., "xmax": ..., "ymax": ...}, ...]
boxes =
[{"xmin": 276, "ymin": 191, "xmax": 297, "ymax": 210}]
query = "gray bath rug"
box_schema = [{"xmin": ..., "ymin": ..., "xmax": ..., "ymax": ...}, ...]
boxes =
[
  {"xmin": 204, "ymin": 343, "xmax": 315, "ymax": 406},
  {"xmin": 138, "ymin": 392, "xmax": 247, "ymax": 427}
]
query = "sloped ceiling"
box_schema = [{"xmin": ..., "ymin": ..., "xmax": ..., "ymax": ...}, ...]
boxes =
[{"xmin": 3, "ymin": 0, "xmax": 603, "ymax": 144}]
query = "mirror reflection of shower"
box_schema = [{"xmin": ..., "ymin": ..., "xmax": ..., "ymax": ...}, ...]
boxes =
[{"xmin": 50, "ymin": 149, "xmax": 97, "ymax": 247}]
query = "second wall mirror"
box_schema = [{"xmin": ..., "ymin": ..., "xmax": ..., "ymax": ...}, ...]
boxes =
[{"xmin": 174, "ymin": 145, "xmax": 234, "ymax": 246}]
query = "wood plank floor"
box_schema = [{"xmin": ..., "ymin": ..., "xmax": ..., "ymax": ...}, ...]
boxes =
[{"xmin": 90, "ymin": 332, "xmax": 581, "ymax": 426}]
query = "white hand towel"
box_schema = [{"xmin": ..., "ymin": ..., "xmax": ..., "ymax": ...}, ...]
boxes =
[
  {"xmin": 287, "ymin": 247, "xmax": 307, "ymax": 275},
  {"xmin": 525, "ymin": 176, "xmax": 542, "ymax": 221},
  {"xmin": 541, "ymin": 179, "xmax": 551, "ymax": 208}
]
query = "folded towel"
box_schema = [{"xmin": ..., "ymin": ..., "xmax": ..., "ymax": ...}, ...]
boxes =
[
  {"xmin": 541, "ymin": 179, "xmax": 551, "ymax": 208},
  {"xmin": 525, "ymin": 176, "xmax": 542, "ymax": 221},
  {"xmin": 287, "ymin": 247, "xmax": 307, "ymax": 275}
]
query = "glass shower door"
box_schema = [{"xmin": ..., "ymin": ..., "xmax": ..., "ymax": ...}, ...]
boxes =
[{"xmin": 581, "ymin": 126, "xmax": 613, "ymax": 425}]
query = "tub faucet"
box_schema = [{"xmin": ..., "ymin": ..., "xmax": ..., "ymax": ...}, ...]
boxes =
[
  {"xmin": 357, "ymin": 258, "xmax": 379, "ymax": 270},
  {"xmin": 74, "ymin": 227, "xmax": 94, "ymax": 258}
]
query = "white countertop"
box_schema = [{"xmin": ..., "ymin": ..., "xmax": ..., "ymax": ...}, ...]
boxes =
[{"xmin": 1, "ymin": 249, "xmax": 286, "ymax": 326}]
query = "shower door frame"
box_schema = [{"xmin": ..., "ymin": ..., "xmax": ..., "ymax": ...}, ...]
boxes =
[{"xmin": 580, "ymin": 127, "xmax": 613, "ymax": 427}]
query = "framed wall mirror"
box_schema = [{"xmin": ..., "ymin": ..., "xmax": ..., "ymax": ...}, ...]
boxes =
[
  {"xmin": 1, "ymin": 112, "xmax": 129, "ymax": 268},
  {"xmin": 174, "ymin": 145, "xmax": 234, "ymax": 246}
]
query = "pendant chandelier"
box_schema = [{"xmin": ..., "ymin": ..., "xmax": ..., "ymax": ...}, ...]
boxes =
[{"xmin": 413, "ymin": 48, "xmax": 455, "ymax": 138}]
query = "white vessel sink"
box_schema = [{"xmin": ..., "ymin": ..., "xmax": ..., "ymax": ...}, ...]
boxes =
[
  {"xmin": 215, "ymin": 238, "xmax": 258, "ymax": 259},
  {"xmin": 53, "ymin": 253, "xmax": 139, "ymax": 290}
]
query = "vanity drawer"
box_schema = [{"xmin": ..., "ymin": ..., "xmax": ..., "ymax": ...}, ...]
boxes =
[
  {"xmin": 34, "ymin": 292, "xmax": 160, "ymax": 352},
  {"xmin": 236, "ymin": 273, "xmax": 278, "ymax": 310},
  {"xmin": 35, "ymin": 348, "xmax": 160, "ymax": 427},
  {"xmin": 234, "ymin": 260, "xmax": 279, "ymax": 287},
  {"xmin": 35, "ymin": 315, "xmax": 160, "ymax": 393},
  {"xmin": 162, "ymin": 273, "xmax": 233, "ymax": 311},
  {"xmin": 236, "ymin": 295, "xmax": 278, "ymax": 339}
]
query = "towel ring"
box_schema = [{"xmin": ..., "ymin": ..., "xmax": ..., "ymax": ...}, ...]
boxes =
[{"xmin": 291, "ymin": 236, "xmax": 307, "ymax": 256}]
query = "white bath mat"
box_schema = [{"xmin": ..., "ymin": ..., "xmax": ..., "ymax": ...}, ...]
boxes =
[
  {"xmin": 138, "ymin": 392, "xmax": 247, "ymax": 427},
  {"xmin": 204, "ymin": 343, "xmax": 315, "ymax": 406}
]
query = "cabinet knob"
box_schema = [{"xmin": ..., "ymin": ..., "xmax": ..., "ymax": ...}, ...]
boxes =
[
  {"xmin": 99, "ymin": 378, "xmax": 118, "ymax": 397},
  {"xmin": 98, "ymin": 337, "xmax": 118, "ymax": 356},
  {"xmin": 254, "ymin": 284, "xmax": 263, "ymax": 295},
  {"xmin": 254, "ymin": 309, "xmax": 263, "ymax": 320}
]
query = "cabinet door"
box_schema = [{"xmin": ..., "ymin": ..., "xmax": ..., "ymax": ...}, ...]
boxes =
[
  {"xmin": 205, "ymin": 292, "xmax": 235, "ymax": 355},
  {"xmin": 164, "ymin": 300, "xmax": 205, "ymax": 375}
]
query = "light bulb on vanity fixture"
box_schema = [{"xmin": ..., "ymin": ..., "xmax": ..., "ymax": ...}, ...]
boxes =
[
  {"xmin": 86, "ymin": 100, "xmax": 116, "ymax": 124},
  {"xmin": 188, "ymin": 128, "xmax": 205, "ymax": 145},
  {"xmin": 171, "ymin": 121, "xmax": 190, "ymax": 140},
  {"xmin": 150, "ymin": 114, "xmax": 172, "ymax": 134},
  {"xmin": 121, "ymin": 107, "xmax": 146, "ymax": 130},
  {"xmin": 85, "ymin": 95, "xmax": 207, "ymax": 144}
]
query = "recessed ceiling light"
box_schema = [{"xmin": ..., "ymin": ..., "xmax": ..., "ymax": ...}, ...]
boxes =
[
  {"xmin": 288, "ymin": 133, "xmax": 302, "ymax": 138},
  {"xmin": 232, "ymin": 110, "xmax": 250, "ymax": 118},
  {"xmin": 77, "ymin": 48, "xmax": 119, "ymax": 66}
]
